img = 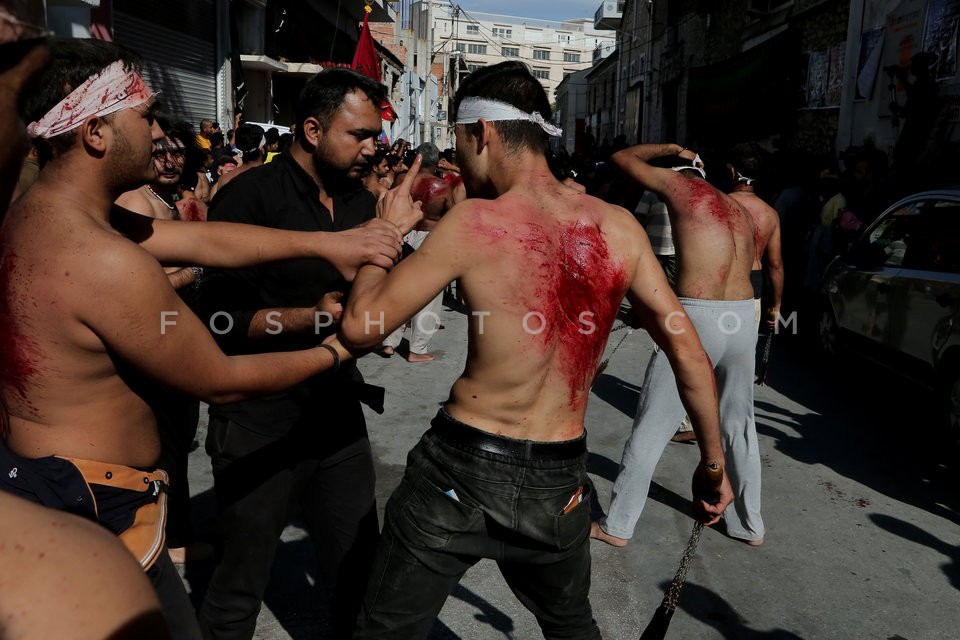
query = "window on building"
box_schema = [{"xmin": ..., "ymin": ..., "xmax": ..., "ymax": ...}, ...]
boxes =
[
  {"xmin": 502, "ymin": 47, "xmax": 520, "ymax": 57},
  {"xmin": 557, "ymin": 32, "xmax": 571, "ymax": 43},
  {"xmin": 467, "ymin": 64, "xmax": 482, "ymax": 73},
  {"xmin": 533, "ymin": 68, "xmax": 550, "ymax": 80},
  {"xmin": 467, "ymin": 43, "xmax": 487, "ymax": 55},
  {"xmin": 563, "ymin": 52, "xmax": 580, "ymax": 63},
  {"xmin": 748, "ymin": 0, "xmax": 794, "ymax": 14},
  {"xmin": 533, "ymin": 49, "xmax": 550, "ymax": 60},
  {"xmin": 493, "ymin": 26, "xmax": 512, "ymax": 39},
  {"xmin": 466, "ymin": 24, "xmax": 479, "ymax": 34}
]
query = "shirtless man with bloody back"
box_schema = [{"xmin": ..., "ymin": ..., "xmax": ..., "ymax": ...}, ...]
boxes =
[
  {"xmin": 0, "ymin": 38, "xmax": 414, "ymax": 638},
  {"xmin": 595, "ymin": 143, "xmax": 766, "ymax": 548},
  {"xmin": 726, "ymin": 143, "xmax": 784, "ymax": 329},
  {"xmin": 340, "ymin": 61, "xmax": 733, "ymax": 640}
]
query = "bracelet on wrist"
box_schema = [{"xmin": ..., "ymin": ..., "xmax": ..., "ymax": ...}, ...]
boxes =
[
  {"xmin": 319, "ymin": 343, "xmax": 341, "ymax": 372},
  {"xmin": 190, "ymin": 266, "xmax": 203, "ymax": 290}
]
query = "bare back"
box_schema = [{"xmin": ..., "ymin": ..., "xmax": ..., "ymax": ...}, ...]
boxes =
[
  {"xmin": 1, "ymin": 188, "xmax": 171, "ymax": 467},
  {"xmin": 729, "ymin": 190, "xmax": 779, "ymax": 269},
  {"xmin": 441, "ymin": 177, "xmax": 641, "ymax": 441},
  {"xmin": 661, "ymin": 174, "xmax": 757, "ymax": 300}
]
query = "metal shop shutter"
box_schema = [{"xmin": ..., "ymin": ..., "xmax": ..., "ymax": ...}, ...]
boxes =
[{"xmin": 113, "ymin": 11, "xmax": 217, "ymax": 128}]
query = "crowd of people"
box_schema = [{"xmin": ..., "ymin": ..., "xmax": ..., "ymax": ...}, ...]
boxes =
[{"xmin": 0, "ymin": 4, "xmax": 951, "ymax": 638}]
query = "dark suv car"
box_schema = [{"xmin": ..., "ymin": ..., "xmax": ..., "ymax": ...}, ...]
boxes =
[{"xmin": 820, "ymin": 188, "xmax": 960, "ymax": 441}]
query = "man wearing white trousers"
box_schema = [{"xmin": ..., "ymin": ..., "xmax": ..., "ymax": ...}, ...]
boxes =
[
  {"xmin": 592, "ymin": 142, "xmax": 766, "ymax": 547},
  {"xmin": 380, "ymin": 142, "xmax": 463, "ymax": 362}
]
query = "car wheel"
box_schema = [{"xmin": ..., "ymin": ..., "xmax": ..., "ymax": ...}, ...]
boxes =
[{"xmin": 819, "ymin": 307, "xmax": 839, "ymax": 356}]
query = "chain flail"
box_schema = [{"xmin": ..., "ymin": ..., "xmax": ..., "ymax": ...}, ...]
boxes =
[
  {"xmin": 591, "ymin": 325, "xmax": 635, "ymax": 387},
  {"xmin": 664, "ymin": 521, "xmax": 704, "ymax": 610}
]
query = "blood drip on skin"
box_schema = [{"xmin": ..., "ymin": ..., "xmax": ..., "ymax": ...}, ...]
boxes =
[
  {"xmin": 0, "ymin": 248, "xmax": 44, "ymax": 429},
  {"xmin": 527, "ymin": 222, "xmax": 625, "ymax": 407},
  {"xmin": 753, "ymin": 223, "xmax": 764, "ymax": 263},
  {"xmin": 410, "ymin": 175, "xmax": 451, "ymax": 214},
  {"xmin": 178, "ymin": 199, "xmax": 203, "ymax": 222},
  {"xmin": 686, "ymin": 179, "xmax": 737, "ymax": 223},
  {"xmin": 442, "ymin": 173, "xmax": 463, "ymax": 189}
]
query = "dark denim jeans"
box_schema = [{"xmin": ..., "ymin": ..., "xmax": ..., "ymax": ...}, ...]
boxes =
[{"xmin": 354, "ymin": 409, "xmax": 602, "ymax": 640}]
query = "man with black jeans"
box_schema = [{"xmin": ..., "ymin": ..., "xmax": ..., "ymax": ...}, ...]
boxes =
[
  {"xmin": 198, "ymin": 68, "xmax": 417, "ymax": 640},
  {"xmin": 341, "ymin": 61, "xmax": 732, "ymax": 640}
]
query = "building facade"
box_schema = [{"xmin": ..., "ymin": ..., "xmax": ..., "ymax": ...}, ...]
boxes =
[{"xmin": 606, "ymin": 0, "xmax": 960, "ymax": 164}]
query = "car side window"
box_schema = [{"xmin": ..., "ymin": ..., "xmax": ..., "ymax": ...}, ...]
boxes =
[
  {"xmin": 866, "ymin": 204, "xmax": 919, "ymax": 268},
  {"xmin": 903, "ymin": 200, "xmax": 960, "ymax": 274}
]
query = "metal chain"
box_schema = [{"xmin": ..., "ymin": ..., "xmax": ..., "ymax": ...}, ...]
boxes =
[
  {"xmin": 591, "ymin": 325, "xmax": 634, "ymax": 387},
  {"xmin": 605, "ymin": 325, "xmax": 634, "ymax": 357},
  {"xmin": 664, "ymin": 521, "xmax": 704, "ymax": 610}
]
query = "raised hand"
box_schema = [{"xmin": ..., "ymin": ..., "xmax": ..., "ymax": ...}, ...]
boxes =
[{"xmin": 377, "ymin": 153, "xmax": 424, "ymax": 235}]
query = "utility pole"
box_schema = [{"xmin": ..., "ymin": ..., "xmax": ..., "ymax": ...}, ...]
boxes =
[{"xmin": 452, "ymin": 4, "xmax": 461, "ymax": 99}]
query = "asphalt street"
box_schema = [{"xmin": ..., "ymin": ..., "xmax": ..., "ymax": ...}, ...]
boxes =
[{"xmin": 179, "ymin": 297, "xmax": 960, "ymax": 639}]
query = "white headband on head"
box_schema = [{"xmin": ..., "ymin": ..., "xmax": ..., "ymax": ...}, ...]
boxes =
[
  {"xmin": 671, "ymin": 153, "xmax": 706, "ymax": 179},
  {"xmin": 456, "ymin": 97, "xmax": 562, "ymax": 137},
  {"xmin": 27, "ymin": 60, "xmax": 155, "ymax": 139},
  {"xmin": 238, "ymin": 136, "xmax": 266, "ymax": 154}
]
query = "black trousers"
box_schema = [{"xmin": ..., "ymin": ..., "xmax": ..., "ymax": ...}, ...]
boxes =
[
  {"xmin": 149, "ymin": 545, "xmax": 204, "ymax": 640},
  {"xmin": 199, "ymin": 415, "xmax": 378, "ymax": 640},
  {"xmin": 354, "ymin": 409, "xmax": 601, "ymax": 640},
  {"xmin": 152, "ymin": 390, "xmax": 201, "ymax": 548}
]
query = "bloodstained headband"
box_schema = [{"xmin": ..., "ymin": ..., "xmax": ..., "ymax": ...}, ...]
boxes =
[
  {"xmin": 455, "ymin": 97, "xmax": 562, "ymax": 137},
  {"xmin": 27, "ymin": 60, "xmax": 155, "ymax": 139}
]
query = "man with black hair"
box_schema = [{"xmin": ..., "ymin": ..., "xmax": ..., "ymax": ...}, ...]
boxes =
[
  {"xmin": 0, "ymin": 11, "xmax": 170, "ymax": 640},
  {"xmin": 594, "ymin": 142, "xmax": 765, "ymax": 549},
  {"xmin": 208, "ymin": 121, "xmax": 265, "ymax": 199},
  {"xmin": 264, "ymin": 126, "xmax": 280, "ymax": 153},
  {"xmin": 341, "ymin": 61, "xmax": 732, "ymax": 639},
  {"xmin": 727, "ymin": 143, "xmax": 784, "ymax": 329},
  {"xmin": 197, "ymin": 67, "xmax": 415, "ymax": 640},
  {"xmin": 378, "ymin": 141, "xmax": 461, "ymax": 362},
  {"xmin": 2, "ymin": 38, "xmax": 412, "ymax": 638}
]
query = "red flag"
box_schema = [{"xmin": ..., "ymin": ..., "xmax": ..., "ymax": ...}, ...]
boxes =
[{"xmin": 352, "ymin": 13, "xmax": 381, "ymax": 82}]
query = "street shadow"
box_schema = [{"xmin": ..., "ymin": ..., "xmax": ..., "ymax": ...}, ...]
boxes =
[
  {"xmin": 586, "ymin": 451, "xmax": 693, "ymax": 521},
  {"xmin": 591, "ymin": 373, "xmax": 641, "ymax": 417},
  {"xmin": 261, "ymin": 535, "xmax": 328, "ymax": 640},
  {"xmin": 869, "ymin": 513, "xmax": 960, "ymax": 591},
  {"xmin": 184, "ymin": 532, "xmax": 329, "ymax": 639},
  {"xmin": 587, "ymin": 451, "xmax": 620, "ymax": 482},
  {"xmin": 663, "ymin": 581, "xmax": 805, "ymax": 639},
  {"xmin": 435, "ymin": 584, "xmax": 516, "ymax": 639},
  {"xmin": 760, "ymin": 335, "xmax": 960, "ymax": 526}
]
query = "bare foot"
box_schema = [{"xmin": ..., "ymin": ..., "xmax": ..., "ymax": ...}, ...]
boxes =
[
  {"xmin": 379, "ymin": 346, "xmax": 395, "ymax": 357},
  {"xmin": 590, "ymin": 521, "xmax": 628, "ymax": 547},
  {"xmin": 406, "ymin": 352, "xmax": 436, "ymax": 362},
  {"xmin": 746, "ymin": 538, "xmax": 764, "ymax": 547},
  {"xmin": 670, "ymin": 431, "xmax": 697, "ymax": 444}
]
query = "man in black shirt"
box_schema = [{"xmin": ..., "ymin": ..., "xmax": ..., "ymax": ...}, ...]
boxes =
[{"xmin": 198, "ymin": 69, "xmax": 419, "ymax": 640}]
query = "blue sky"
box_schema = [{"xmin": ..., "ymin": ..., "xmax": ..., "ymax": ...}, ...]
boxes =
[{"xmin": 452, "ymin": 0, "xmax": 602, "ymax": 23}]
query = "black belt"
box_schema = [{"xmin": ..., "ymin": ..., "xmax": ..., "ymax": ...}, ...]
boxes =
[{"xmin": 430, "ymin": 409, "xmax": 586, "ymax": 461}]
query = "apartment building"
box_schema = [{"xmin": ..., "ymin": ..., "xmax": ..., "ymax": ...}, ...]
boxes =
[{"xmin": 426, "ymin": 4, "xmax": 616, "ymax": 103}]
